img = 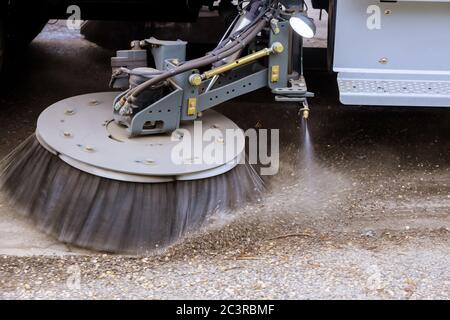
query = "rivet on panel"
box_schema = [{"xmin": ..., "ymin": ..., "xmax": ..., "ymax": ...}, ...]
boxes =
[{"xmin": 144, "ymin": 159, "xmax": 155, "ymax": 165}]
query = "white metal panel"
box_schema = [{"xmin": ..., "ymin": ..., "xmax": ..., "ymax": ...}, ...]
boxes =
[
  {"xmin": 333, "ymin": 0, "xmax": 450, "ymax": 106},
  {"xmin": 334, "ymin": 0, "xmax": 450, "ymax": 74}
]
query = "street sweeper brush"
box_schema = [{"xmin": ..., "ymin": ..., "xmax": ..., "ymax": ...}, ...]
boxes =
[
  {"xmin": 0, "ymin": 0, "xmax": 315, "ymax": 253},
  {"xmin": 0, "ymin": 92, "xmax": 265, "ymax": 253},
  {"xmin": 0, "ymin": 135, "xmax": 263, "ymax": 253}
]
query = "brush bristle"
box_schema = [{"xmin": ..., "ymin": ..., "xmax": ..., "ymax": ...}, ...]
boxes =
[{"xmin": 0, "ymin": 135, "xmax": 265, "ymax": 253}]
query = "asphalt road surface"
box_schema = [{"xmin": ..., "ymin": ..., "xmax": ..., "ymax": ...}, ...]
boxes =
[{"xmin": 0, "ymin": 19, "xmax": 449, "ymax": 299}]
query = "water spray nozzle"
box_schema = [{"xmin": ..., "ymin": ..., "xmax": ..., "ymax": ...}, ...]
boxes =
[
  {"xmin": 302, "ymin": 107, "xmax": 310, "ymax": 120},
  {"xmin": 299, "ymin": 102, "xmax": 310, "ymax": 120}
]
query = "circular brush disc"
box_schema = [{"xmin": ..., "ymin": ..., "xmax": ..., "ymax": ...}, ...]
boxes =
[
  {"xmin": 36, "ymin": 92, "xmax": 245, "ymax": 182},
  {"xmin": 0, "ymin": 93, "xmax": 265, "ymax": 253}
]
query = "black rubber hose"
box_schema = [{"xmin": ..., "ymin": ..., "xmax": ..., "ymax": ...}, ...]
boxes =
[
  {"xmin": 129, "ymin": 18, "xmax": 268, "ymax": 100},
  {"xmin": 177, "ymin": 16, "xmax": 265, "ymax": 68},
  {"xmin": 211, "ymin": 0, "xmax": 265, "ymax": 52},
  {"xmin": 195, "ymin": 0, "xmax": 273, "ymax": 60},
  {"xmin": 128, "ymin": 1, "xmax": 279, "ymax": 100}
]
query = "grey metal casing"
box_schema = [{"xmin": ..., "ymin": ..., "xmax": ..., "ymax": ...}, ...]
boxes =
[
  {"xmin": 334, "ymin": 0, "xmax": 450, "ymax": 107},
  {"xmin": 129, "ymin": 80, "xmax": 183, "ymax": 136},
  {"xmin": 111, "ymin": 49, "xmax": 148, "ymax": 88},
  {"xmin": 147, "ymin": 37, "xmax": 187, "ymax": 70}
]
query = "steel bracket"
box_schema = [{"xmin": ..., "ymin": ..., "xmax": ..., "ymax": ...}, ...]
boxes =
[{"xmin": 273, "ymin": 77, "xmax": 314, "ymax": 102}]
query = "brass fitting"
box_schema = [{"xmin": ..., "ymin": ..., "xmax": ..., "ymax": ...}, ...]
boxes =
[
  {"xmin": 299, "ymin": 102, "xmax": 310, "ymax": 120},
  {"xmin": 302, "ymin": 108, "xmax": 310, "ymax": 120},
  {"xmin": 195, "ymin": 42, "xmax": 285, "ymax": 83},
  {"xmin": 189, "ymin": 74, "xmax": 203, "ymax": 86},
  {"xmin": 272, "ymin": 42, "xmax": 284, "ymax": 54},
  {"xmin": 187, "ymin": 97, "xmax": 197, "ymax": 116},
  {"xmin": 270, "ymin": 18, "xmax": 280, "ymax": 34}
]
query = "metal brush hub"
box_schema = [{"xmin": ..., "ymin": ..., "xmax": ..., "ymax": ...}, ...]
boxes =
[{"xmin": 36, "ymin": 92, "xmax": 244, "ymax": 183}]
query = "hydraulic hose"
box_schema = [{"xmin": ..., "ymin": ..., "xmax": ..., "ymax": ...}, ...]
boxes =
[
  {"xmin": 128, "ymin": 18, "xmax": 268, "ymax": 101},
  {"xmin": 176, "ymin": 1, "xmax": 273, "ymax": 68},
  {"xmin": 126, "ymin": 0, "xmax": 280, "ymax": 103},
  {"xmin": 177, "ymin": 16, "xmax": 264, "ymax": 68},
  {"xmin": 212, "ymin": 0, "xmax": 264, "ymax": 52}
]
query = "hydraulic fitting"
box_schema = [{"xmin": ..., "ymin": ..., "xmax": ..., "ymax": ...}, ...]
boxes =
[
  {"xmin": 200, "ymin": 43, "xmax": 285, "ymax": 82},
  {"xmin": 189, "ymin": 74, "xmax": 203, "ymax": 86},
  {"xmin": 272, "ymin": 42, "xmax": 284, "ymax": 54},
  {"xmin": 299, "ymin": 103, "xmax": 310, "ymax": 120}
]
